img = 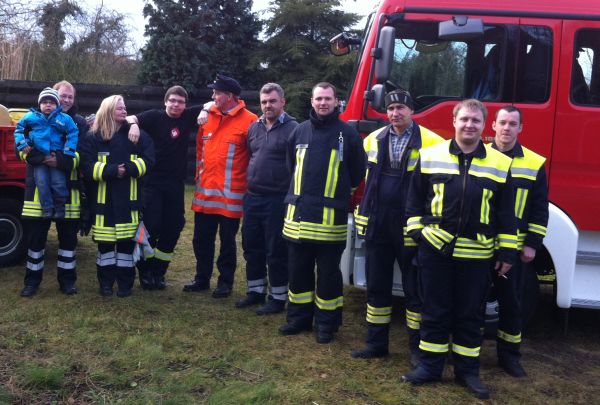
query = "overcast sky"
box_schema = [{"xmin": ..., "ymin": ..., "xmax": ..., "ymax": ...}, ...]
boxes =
[{"xmin": 81, "ymin": 0, "xmax": 375, "ymax": 49}]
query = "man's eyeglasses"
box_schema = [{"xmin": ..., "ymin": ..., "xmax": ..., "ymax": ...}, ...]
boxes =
[{"xmin": 167, "ymin": 98, "xmax": 186, "ymax": 104}]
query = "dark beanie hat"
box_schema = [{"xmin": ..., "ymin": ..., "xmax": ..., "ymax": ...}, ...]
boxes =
[
  {"xmin": 384, "ymin": 89, "xmax": 414, "ymax": 110},
  {"xmin": 38, "ymin": 87, "xmax": 60, "ymax": 107},
  {"xmin": 207, "ymin": 74, "xmax": 242, "ymax": 96}
]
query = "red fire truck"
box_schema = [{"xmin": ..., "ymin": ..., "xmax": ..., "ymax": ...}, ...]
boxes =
[
  {"xmin": 0, "ymin": 110, "xmax": 26, "ymax": 266},
  {"xmin": 333, "ymin": 0, "xmax": 600, "ymax": 323}
]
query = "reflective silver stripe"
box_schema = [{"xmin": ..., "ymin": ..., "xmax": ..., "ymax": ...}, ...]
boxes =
[
  {"xmin": 421, "ymin": 160, "xmax": 459, "ymax": 171},
  {"xmin": 191, "ymin": 198, "xmax": 243, "ymax": 212},
  {"xmin": 223, "ymin": 142, "xmax": 236, "ymax": 197},
  {"xmin": 247, "ymin": 278, "xmax": 267, "ymax": 293},
  {"xmin": 469, "ymin": 163, "xmax": 507, "ymax": 179},
  {"xmin": 26, "ymin": 261, "xmax": 44, "ymax": 271},
  {"xmin": 511, "ymin": 166, "xmax": 538, "ymax": 179},
  {"xmin": 194, "ymin": 184, "xmax": 245, "ymax": 199},
  {"xmin": 116, "ymin": 253, "xmax": 134, "ymax": 267},
  {"xmin": 28, "ymin": 249, "xmax": 45, "ymax": 259},
  {"xmin": 58, "ymin": 249, "xmax": 75, "ymax": 258},
  {"xmin": 96, "ymin": 251, "xmax": 116, "ymax": 266},
  {"xmin": 271, "ymin": 285, "xmax": 288, "ymax": 301},
  {"xmin": 248, "ymin": 278, "xmax": 268, "ymax": 287},
  {"xmin": 57, "ymin": 260, "xmax": 76, "ymax": 270}
]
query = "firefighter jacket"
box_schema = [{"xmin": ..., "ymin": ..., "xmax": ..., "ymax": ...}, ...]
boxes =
[
  {"xmin": 79, "ymin": 125, "xmax": 155, "ymax": 242},
  {"xmin": 20, "ymin": 148, "xmax": 81, "ymax": 220},
  {"xmin": 406, "ymin": 139, "xmax": 518, "ymax": 263},
  {"xmin": 355, "ymin": 122, "xmax": 444, "ymax": 244},
  {"xmin": 191, "ymin": 100, "xmax": 257, "ymax": 218},
  {"xmin": 283, "ymin": 108, "xmax": 366, "ymax": 243},
  {"xmin": 491, "ymin": 142, "xmax": 548, "ymax": 250}
]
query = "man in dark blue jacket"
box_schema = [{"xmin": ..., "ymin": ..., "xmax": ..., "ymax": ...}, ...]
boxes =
[{"xmin": 235, "ymin": 83, "xmax": 298, "ymax": 315}]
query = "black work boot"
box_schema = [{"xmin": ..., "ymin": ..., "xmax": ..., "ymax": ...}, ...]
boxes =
[
  {"xmin": 401, "ymin": 366, "xmax": 442, "ymax": 385},
  {"xmin": 183, "ymin": 279, "xmax": 209, "ymax": 292},
  {"xmin": 235, "ymin": 293, "xmax": 265, "ymax": 308},
  {"xmin": 455, "ymin": 375, "xmax": 490, "ymax": 400},
  {"xmin": 20, "ymin": 284, "xmax": 39, "ymax": 297},
  {"xmin": 351, "ymin": 346, "xmax": 389, "ymax": 359},
  {"xmin": 498, "ymin": 357, "xmax": 526, "ymax": 377},
  {"xmin": 256, "ymin": 299, "xmax": 285, "ymax": 315},
  {"xmin": 60, "ymin": 283, "xmax": 78, "ymax": 295},
  {"xmin": 279, "ymin": 323, "xmax": 312, "ymax": 336}
]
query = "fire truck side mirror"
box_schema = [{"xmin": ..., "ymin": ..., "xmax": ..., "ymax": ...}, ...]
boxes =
[
  {"xmin": 374, "ymin": 26, "xmax": 396, "ymax": 84},
  {"xmin": 370, "ymin": 84, "xmax": 386, "ymax": 112},
  {"xmin": 330, "ymin": 32, "xmax": 361, "ymax": 56},
  {"xmin": 438, "ymin": 16, "xmax": 484, "ymax": 40}
]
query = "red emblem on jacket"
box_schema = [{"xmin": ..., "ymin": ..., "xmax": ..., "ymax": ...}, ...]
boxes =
[{"xmin": 171, "ymin": 128, "xmax": 180, "ymax": 138}]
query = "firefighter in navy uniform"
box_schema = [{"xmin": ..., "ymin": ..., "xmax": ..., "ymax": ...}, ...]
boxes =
[
  {"xmin": 80, "ymin": 95, "xmax": 155, "ymax": 297},
  {"xmin": 490, "ymin": 105, "xmax": 548, "ymax": 377},
  {"xmin": 279, "ymin": 82, "xmax": 365, "ymax": 344},
  {"xmin": 19, "ymin": 81, "xmax": 89, "ymax": 297},
  {"xmin": 351, "ymin": 90, "xmax": 443, "ymax": 362},
  {"xmin": 402, "ymin": 99, "xmax": 518, "ymax": 400}
]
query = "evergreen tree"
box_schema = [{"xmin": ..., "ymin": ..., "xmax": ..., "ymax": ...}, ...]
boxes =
[
  {"xmin": 262, "ymin": 0, "xmax": 359, "ymax": 119},
  {"xmin": 138, "ymin": 0, "xmax": 262, "ymax": 94}
]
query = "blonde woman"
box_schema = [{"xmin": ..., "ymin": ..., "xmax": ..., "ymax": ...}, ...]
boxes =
[{"xmin": 80, "ymin": 95, "xmax": 155, "ymax": 297}]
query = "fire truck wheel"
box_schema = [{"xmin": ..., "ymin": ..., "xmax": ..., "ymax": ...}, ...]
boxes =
[{"xmin": 0, "ymin": 198, "xmax": 26, "ymax": 267}]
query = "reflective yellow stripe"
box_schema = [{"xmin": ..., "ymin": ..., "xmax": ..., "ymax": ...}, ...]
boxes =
[
  {"xmin": 283, "ymin": 220, "xmax": 347, "ymax": 242},
  {"xmin": 315, "ymin": 294, "xmax": 343, "ymax": 311},
  {"xmin": 497, "ymin": 233, "xmax": 518, "ymax": 250},
  {"xmin": 422, "ymin": 226, "xmax": 454, "ymax": 251},
  {"xmin": 480, "ymin": 188, "xmax": 493, "ymax": 224},
  {"xmin": 154, "ymin": 248, "xmax": 173, "ymax": 262},
  {"xmin": 468, "ymin": 162, "xmax": 508, "ymax": 183},
  {"xmin": 452, "ymin": 343, "xmax": 480, "ymax": 357},
  {"xmin": 407, "ymin": 149, "xmax": 419, "ymax": 171},
  {"xmin": 515, "ymin": 188, "xmax": 528, "ymax": 219},
  {"xmin": 528, "ymin": 223, "xmax": 547, "ymax": 236},
  {"xmin": 452, "ymin": 235, "xmax": 495, "ymax": 259},
  {"xmin": 406, "ymin": 216, "xmax": 424, "ymax": 233},
  {"xmin": 366, "ymin": 304, "xmax": 392, "ymax": 324},
  {"xmin": 324, "ymin": 149, "xmax": 340, "ymax": 198},
  {"xmin": 431, "ymin": 183, "xmax": 444, "ymax": 216},
  {"xmin": 406, "ymin": 309, "xmax": 421, "ymax": 330},
  {"xmin": 497, "ymin": 329, "xmax": 522, "ymax": 344},
  {"xmin": 419, "ymin": 340, "xmax": 449, "ymax": 353},
  {"xmin": 293, "ymin": 147, "xmax": 307, "ymax": 195},
  {"xmin": 288, "ymin": 290, "xmax": 314, "ymax": 304}
]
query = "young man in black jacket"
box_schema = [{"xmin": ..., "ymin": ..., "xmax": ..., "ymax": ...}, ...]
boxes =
[{"xmin": 279, "ymin": 82, "xmax": 366, "ymax": 343}]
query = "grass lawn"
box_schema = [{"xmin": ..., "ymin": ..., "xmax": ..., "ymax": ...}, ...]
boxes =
[{"xmin": 1, "ymin": 185, "xmax": 600, "ymax": 404}]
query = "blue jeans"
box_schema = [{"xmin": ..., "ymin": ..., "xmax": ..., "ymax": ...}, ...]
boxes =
[{"xmin": 33, "ymin": 164, "xmax": 68, "ymax": 210}]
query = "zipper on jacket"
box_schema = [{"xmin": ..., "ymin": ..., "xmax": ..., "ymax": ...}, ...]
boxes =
[
  {"xmin": 455, "ymin": 155, "xmax": 471, "ymax": 236},
  {"xmin": 338, "ymin": 131, "xmax": 344, "ymax": 162}
]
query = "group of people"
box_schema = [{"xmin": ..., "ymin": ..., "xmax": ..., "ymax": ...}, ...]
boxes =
[{"xmin": 14, "ymin": 75, "xmax": 548, "ymax": 400}]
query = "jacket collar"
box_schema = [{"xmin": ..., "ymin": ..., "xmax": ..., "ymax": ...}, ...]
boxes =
[
  {"xmin": 490, "ymin": 140, "xmax": 524, "ymax": 158},
  {"xmin": 377, "ymin": 121, "xmax": 423, "ymax": 149},
  {"xmin": 449, "ymin": 138, "xmax": 487, "ymax": 158},
  {"xmin": 309, "ymin": 107, "xmax": 340, "ymax": 127}
]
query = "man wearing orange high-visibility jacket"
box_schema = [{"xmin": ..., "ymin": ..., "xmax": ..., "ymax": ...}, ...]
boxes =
[
  {"xmin": 184, "ymin": 74, "xmax": 257, "ymax": 299},
  {"xmin": 490, "ymin": 105, "xmax": 548, "ymax": 378},
  {"xmin": 402, "ymin": 99, "xmax": 518, "ymax": 400}
]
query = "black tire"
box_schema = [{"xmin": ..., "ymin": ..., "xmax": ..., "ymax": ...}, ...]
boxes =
[{"xmin": 0, "ymin": 198, "xmax": 26, "ymax": 267}]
